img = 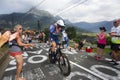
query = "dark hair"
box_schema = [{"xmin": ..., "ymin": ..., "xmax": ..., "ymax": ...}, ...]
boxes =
[
  {"xmin": 114, "ymin": 21, "xmax": 117, "ymax": 24},
  {"xmin": 113, "ymin": 21, "xmax": 119, "ymax": 27},
  {"xmin": 99, "ymin": 26, "xmax": 106, "ymax": 31}
]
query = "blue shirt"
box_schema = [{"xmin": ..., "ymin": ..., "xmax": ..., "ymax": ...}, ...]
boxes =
[
  {"xmin": 49, "ymin": 25, "xmax": 61, "ymax": 36},
  {"xmin": 50, "ymin": 25, "xmax": 56, "ymax": 34}
]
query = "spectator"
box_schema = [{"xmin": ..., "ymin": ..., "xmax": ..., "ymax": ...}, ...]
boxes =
[
  {"xmin": 0, "ymin": 30, "xmax": 11, "ymax": 48},
  {"xmin": 74, "ymin": 42, "xmax": 79, "ymax": 49},
  {"xmin": 22, "ymin": 32, "xmax": 28, "ymax": 43},
  {"xmin": 78, "ymin": 39, "xmax": 86, "ymax": 51},
  {"xmin": 109, "ymin": 20, "xmax": 120, "ymax": 65},
  {"xmin": 9, "ymin": 24, "xmax": 34, "ymax": 80},
  {"xmin": 95, "ymin": 26, "xmax": 107, "ymax": 60},
  {"xmin": 28, "ymin": 34, "xmax": 32, "ymax": 43},
  {"xmin": 35, "ymin": 33, "xmax": 39, "ymax": 40},
  {"xmin": 62, "ymin": 30, "xmax": 69, "ymax": 49},
  {"xmin": 74, "ymin": 39, "xmax": 86, "ymax": 51},
  {"xmin": 39, "ymin": 32, "xmax": 43, "ymax": 43},
  {"xmin": 44, "ymin": 40, "xmax": 50, "ymax": 47},
  {"xmin": 42, "ymin": 31, "xmax": 46, "ymax": 42}
]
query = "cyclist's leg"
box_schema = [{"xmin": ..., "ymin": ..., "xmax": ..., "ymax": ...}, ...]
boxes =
[
  {"xmin": 51, "ymin": 35, "xmax": 60, "ymax": 50},
  {"xmin": 50, "ymin": 36, "xmax": 57, "ymax": 63},
  {"xmin": 51, "ymin": 41, "xmax": 56, "ymax": 53},
  {"xmin": 53, "ymin": 36, "xmax": 60, "ymax": 60},
  {"xmin": 48, "ymin": 41, "xmax": 56, "ymax": 63},
  {"xmin": 50, "ymin": 35, "xmax": 56, "ymax": 53}
]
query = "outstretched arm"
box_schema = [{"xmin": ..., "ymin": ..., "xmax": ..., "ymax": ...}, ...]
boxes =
[
  {"xmin": 16, "ymin": 34, "xmax": 34, "ymax": 48},
  {"xmin": 0, "ymin": 31, "xmax": 11, "ymax": 48}
]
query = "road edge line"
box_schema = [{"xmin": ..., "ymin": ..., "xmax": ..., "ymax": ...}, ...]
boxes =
[{"xmin": 70, "ymin": 61, "xmax": 108, "ymax": 80}]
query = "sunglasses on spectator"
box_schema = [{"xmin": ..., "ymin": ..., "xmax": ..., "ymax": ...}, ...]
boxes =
[{"xmin": 19, "ymin": 28, "xmax": 23, "ymax": 30}]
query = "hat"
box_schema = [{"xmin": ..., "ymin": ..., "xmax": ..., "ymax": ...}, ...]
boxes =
[
  {"xmin": 56, "ymin": 19, "xmax": 65, "ymax": 27},
  {"xmin": 99, "ymin": 27, "xmax": 106, "ymax": 31},
  {"xmin": 117, "ymin": 19, "xmax": 120, "ymax": 23}
]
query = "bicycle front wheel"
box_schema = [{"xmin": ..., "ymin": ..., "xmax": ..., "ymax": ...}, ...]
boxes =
[{"xmin": 58, "ymin": 53, "xmax": 71, "ymax": 76}]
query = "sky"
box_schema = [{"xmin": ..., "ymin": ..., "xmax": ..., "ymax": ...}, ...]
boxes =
[{"xmin": 0, "ymin": 0, "xmax": 120, "ymax": 23}]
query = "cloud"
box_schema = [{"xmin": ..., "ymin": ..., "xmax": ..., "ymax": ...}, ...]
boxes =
[
  {"xmin": 0, "ymin": 0, "xmax": 45, "ymax": 13},
  {"xmin": 60, "ymin": 0, "xmax": 120, "ymax": 22},
  {"xmin": 36, "ymin": 0, "xmax": 120, "ymax": 22},
  {"xmin": 0, "ymin": 0, "xmax": 120, "ymax": 22}
]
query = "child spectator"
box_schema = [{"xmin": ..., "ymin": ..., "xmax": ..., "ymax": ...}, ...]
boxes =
[{"xmin": 95, "ymin": 26, "xmax": 107, "ymax": 60}]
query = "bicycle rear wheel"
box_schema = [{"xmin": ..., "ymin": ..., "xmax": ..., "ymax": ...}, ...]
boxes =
[{"xmin": 57, "ymin": 53, "xmax": 71, "ymax": 76}]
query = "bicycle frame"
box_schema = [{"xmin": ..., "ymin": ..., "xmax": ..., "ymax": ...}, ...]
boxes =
[{"xmin": 49, "ymin": 43, "xmax": 71, "ymax": 76}]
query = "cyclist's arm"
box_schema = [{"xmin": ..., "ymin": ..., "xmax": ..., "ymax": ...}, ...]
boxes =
[{"xmin": 50, "ymin": 25, "xmax": 55, "ymax": 33}]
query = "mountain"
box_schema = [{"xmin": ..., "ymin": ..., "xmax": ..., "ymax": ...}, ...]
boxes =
[
  {"xmin": 0, "ymin": 9, "xmax": 88, "ymax": 33},
  {"xmin": 73, "ymin": 21, "xmax": 114, "ymax": 32},
  {"xmin": 0, "ymin": 9, "xmax": 56, "ymax": 30}
]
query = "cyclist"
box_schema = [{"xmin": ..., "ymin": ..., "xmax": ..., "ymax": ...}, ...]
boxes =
[{"xmin": 49, "ymin": 19, "xmax": 65, "ymax": 63}]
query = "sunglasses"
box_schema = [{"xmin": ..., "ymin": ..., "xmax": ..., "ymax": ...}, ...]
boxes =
[{"xmin": 19, "ymin": 28, "xmax": 23, "ymax": 30}]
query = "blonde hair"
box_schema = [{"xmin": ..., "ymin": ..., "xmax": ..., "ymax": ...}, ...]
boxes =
[
  {"xmin": 14, "ymin": 24, "xmax": 22, "ymax": 31},
  {"xmin": 14, "ymin": 24, "xmax": 23, "ymax": 37}
]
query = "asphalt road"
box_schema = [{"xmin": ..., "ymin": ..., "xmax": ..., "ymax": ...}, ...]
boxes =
[{"xmin": 1, "ymin": 42, "xmax": 120, "ymax": 80}]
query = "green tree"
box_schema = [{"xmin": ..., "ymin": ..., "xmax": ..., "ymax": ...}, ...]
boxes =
[
  {"xmin": 44, "ymin": 28, "xmax": 49, "ymax": 42},
  {"xmin": 66, "ymin": 27, "xmax": 76, "ymax": 40},
  {"xmin": 106, "ymin": 36, "xmax": 111, "ymax": 45}
]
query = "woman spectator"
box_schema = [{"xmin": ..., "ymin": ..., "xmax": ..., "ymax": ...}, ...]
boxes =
[
  {"xmin": 95, "ymin": 27, "xmax": 107, "ymax": 60},
  {"xmin": 9, "ymin": 24, "xmax": 34, "ymax": 80}
]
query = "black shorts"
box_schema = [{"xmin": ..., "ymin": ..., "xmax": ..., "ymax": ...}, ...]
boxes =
[
  {"xmin": 97, "ymin": 43, "xmax": 105, "ymax": 49},
  {"xmin": 78, "ymin": 45, "xmax": 83, "ymax": 50},
  {"xmin": 111, "ymin": 43, "xmax": 120, "ymax": 51}
]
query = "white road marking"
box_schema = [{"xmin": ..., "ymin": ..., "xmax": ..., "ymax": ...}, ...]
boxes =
[
  {"xmin": 70, "ymin": 61, "xmax": 108, "ymax": 80},
  {"xmin": 105, "ymin": 58, "xmax": 120, "ymax": 63},
  {"xmin": 104, "ymin": 58, "xmax": 112, "ymax": 61},
  {"xmin": 38, "ymin": 43, "xmax": 108, "ymax": 80},
  {"xmin": 28, "ymin": 55, "xmax": 48, "ymax": 64},
  {"xmin": 65, "ymin": 71, "xmax": 98, "ymax": 80},
  {"xmin": 5, "ymin": 63, "xmax": 26, "ymax": 72},
  {"xmin": 105, "ymin": 58, "xmax": 120, "ymax": 69},
  {"xmin": 10, "ymin": 75, "xmax": 12, "ymax": 80},
  {"xmin": 27, "ymin": 50, "xmax": 43, "ymax": 54},
  {"xmin": 91, "ymin": 65, "xmax": 120, "ymax": 80}
]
